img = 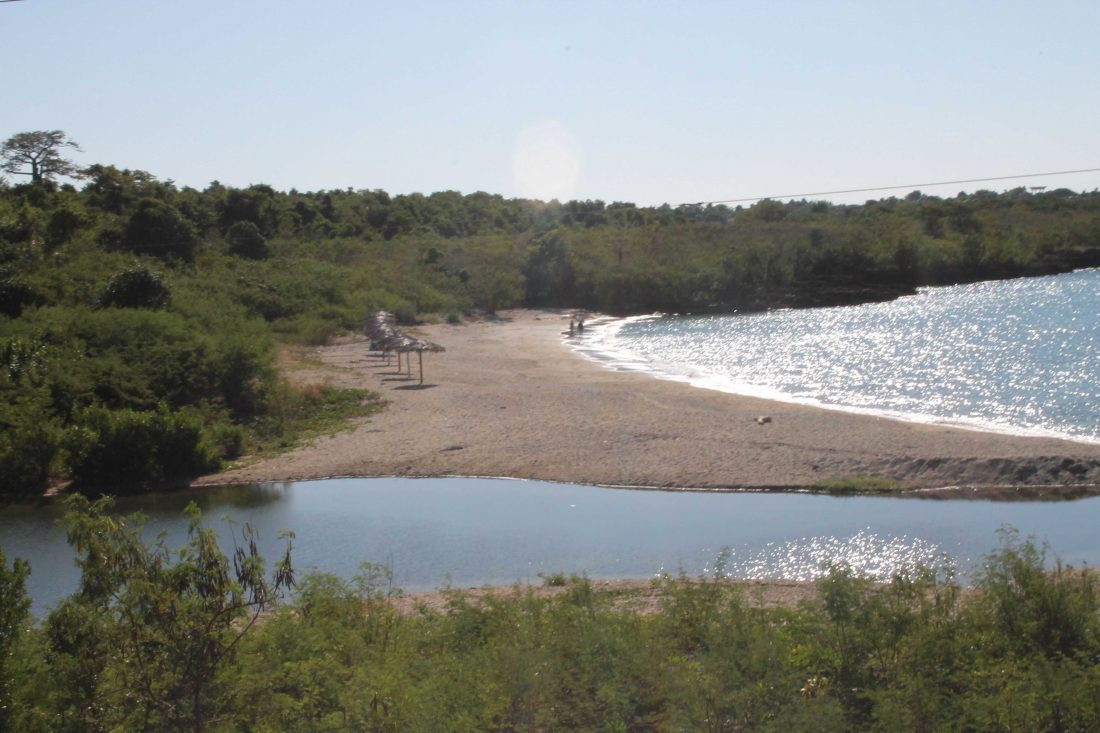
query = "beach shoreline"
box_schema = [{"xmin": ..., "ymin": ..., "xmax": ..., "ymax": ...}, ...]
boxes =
[
  {"xmin": 194, "ymin": 309, "xmax": 1100, "ymax": 498},
  {"xmin": 578, "ymin": 313, "xmax": 1100, "ymax": 448}
]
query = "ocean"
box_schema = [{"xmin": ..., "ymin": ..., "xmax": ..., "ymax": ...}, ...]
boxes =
[{"xmin": 575, "ymin": 268, "xmax": 1099, "ymax": 444}]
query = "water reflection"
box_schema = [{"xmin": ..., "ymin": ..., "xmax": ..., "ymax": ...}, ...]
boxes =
[
  {"xmin": 110, "ymin": 483, "xmax": 288, "ymax": 514},
  {"xmin": 699, "ymin": 528, "xmax": 954, "ymax": 583}
]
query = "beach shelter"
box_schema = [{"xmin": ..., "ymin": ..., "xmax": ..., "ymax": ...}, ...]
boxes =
[
  {"xmin": 380, "ymin": 333, "xmax": 415, "ymax": 373},
  {"xmin": 410, "ymin": 339, "xmax": 445, "ymax": 384},
  {"xmin": 364, "ymin": 310, "xmax": 445, "ymax": 383},
  {"xmin": 366, "ymin": 311, "xmax": 399, "ymax": 353}
]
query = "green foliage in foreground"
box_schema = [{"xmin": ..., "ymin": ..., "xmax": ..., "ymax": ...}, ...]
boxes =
[{"xmin": 3, "ymin": 503, "xmax": 1100, "ymax": 732}]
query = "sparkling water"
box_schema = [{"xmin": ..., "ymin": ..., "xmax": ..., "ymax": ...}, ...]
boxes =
[
  {"xmin": 6, "ymin": 478, "xmax": 1100, "ymax": 614},
  {"xmin": 578, "ymin": 268, "xmax": 1099, "ymax": 443}
]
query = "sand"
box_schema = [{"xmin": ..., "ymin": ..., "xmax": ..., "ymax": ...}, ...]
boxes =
[
  {"xmin": 389, "ymin": 578, "xmax": 823, "ymax": 616},
  {"xmin": 195, "ymin": 309, "xmax": 1100, "ymax": 497}
]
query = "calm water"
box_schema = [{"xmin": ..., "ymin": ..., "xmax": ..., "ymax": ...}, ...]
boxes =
[
  {"xmin": 4, "ymin": 477, "xmax": 1100, "ymax": 615},
  {"xmin": 577, "ymin": 269, "xmax": 1100, "ymax": 443}
]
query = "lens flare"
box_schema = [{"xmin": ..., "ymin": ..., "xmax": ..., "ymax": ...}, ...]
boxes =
[{"xmin": 512, "ymin": 121, "xmax": 580, "ymax": 202}]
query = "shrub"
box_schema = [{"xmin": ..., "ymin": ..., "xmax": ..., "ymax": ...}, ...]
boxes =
[
  {"xmin": 971, "ymin": 529, "xmax": 1100, "ymax": 659},
  {"xmin": 225, "ymin": 220, "xmax": 270, "ymax": 259},
  {"xmin": 206, "ymin": 421, "xmax": 245, "ymax": 460},
  {"xmin": 119, "ymin": 198, "xmax": 198, "ymax": 261},
  {"xmin": 249, "ymin": 382, "xmax": 380, "ymax": 453},
  {"xmin": 0, "ymin": 403, "xmax": 59, "ymax": 495},
  {"xmin": 0, "ymin": 547, "xmax": 30, "ymax": 733},
  {"xmin": 32, "ymin": 306, "xmax": 245, "ymax": 412},
  {"xmin": 63, "ymin": 403, "xmax": 218, "ymax": 490},
  {"xmin": 32, "ymin": 496, "xmax": 294, "ymax": 733},
  {"xmin": 210, "ymin": 332, "xmax": 273, "ymax": 415},
  {"xmin": 98, "ymin": 267, "xmax": 171, "ymax": 309},
  {"xmin": 0, "ymin": 278, "xmax": 37, "ymax": 318},
  {"xmin": 273, "ymin": 315, "xmax": 342, "ymax": 346}
]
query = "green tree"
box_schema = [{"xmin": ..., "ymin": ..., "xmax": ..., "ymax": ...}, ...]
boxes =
[
  {"xmin": 218, "ymin": 186, "xmax": 278, "ymax": 236},
  {"xmin": 120, "ymin": 198, "xmax": 198, "ymax": 261},
  {"xmin": 0, "ymin": 278, "xmax": 37, "ymax": 318},
  {"xmin": 0, "ymin": 548, "xmax": 30, "ymax": 733},
  {"xmin": 0, "ymin": 399, "xmax": 59, "ymax": 495},
  {"xmin": 1, "ymin": 131, "xmax": 82, "ymax": 185},
  {"xmin": 0, "ymin": 337, "xmax": 61, "ymax": 495},
  {"xmin": 225, "ymin": 220, "xmax": 269, "ymax": 259},
  {"xmin": 98, "ymin": 267, "xmax": 171, "ymax": 309},
  {"xmin": 44, "ymin": 496, "xmax": 294, "ymax": 733},
  {"xmin": 80, "ymin": 164, "xmax": 164, "ymax": 215}
]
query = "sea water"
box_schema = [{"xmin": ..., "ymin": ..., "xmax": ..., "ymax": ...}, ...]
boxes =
[{"xmin": 576, "ymin": 269, "xmax": 1100, "ymax": 443}]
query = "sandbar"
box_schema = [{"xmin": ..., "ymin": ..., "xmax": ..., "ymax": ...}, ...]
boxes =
[{"xmin": 196, "ymin": 309, "xmax": 1100, "ymax": 498}]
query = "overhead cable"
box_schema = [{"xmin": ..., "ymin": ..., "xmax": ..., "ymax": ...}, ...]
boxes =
[{"xmin": 678, "ymin": 167, "xmax": 1100, "ymax": 207}]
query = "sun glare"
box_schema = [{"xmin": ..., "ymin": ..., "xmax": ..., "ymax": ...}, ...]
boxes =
[{"xmin": 512, "ymin": 121, "xmax": 580, "ymax": 202}]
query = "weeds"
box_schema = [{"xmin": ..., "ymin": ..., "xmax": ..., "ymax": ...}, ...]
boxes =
[{"xmin": 814, "ymin": 474, "xmax": 908, "ymax": 494}]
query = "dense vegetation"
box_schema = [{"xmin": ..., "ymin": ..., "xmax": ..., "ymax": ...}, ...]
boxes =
[
  {"xmin": 1, "ymin": 499, "xmax": 1098, "ymax": 732},
  {"xmin": 3, "ymin": 130, "xmax": 1100, "ymax": 495}
]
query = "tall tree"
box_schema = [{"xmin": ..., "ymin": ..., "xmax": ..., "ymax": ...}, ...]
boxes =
[
  {"xmin": 0, "ymin": 548, "xmax": 30, "ymax": 733},
  {"xmin": 0, "ymin": 130, "xmax": 82, "ymax": 185}
]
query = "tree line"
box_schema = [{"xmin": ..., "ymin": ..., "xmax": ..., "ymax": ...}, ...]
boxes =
[{"xmin": 2, "ymin": 130, "xmax": 1099, "ymax": 495}]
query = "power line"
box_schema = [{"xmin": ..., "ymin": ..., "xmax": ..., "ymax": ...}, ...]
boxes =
[{"xmin": 679, "ymin": 167, "xmax": 1100, "ymax": 207}]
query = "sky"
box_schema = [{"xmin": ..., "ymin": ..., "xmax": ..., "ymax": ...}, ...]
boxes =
[{"xmin": 2, "ymin": 0, "xmax": 1099, "ymax": 206}]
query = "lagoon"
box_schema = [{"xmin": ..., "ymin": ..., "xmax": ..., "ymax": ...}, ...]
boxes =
[{"xmin": 4, "ymin": 477, "xmax": 1100, "ymax": 615}]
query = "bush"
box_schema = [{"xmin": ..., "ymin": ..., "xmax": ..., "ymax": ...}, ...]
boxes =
[
  {"xmin": 0, "ymin": 547, "xmax": 30, "ymax": 733},
  {"xmin": 226, "ymin": 220, "xmax": 270, "ymax": 260},
  {"xmin": 98, "ymin": 267, "xmax": 171, "ymax": 309},
  {"xmin": 119, "ymin": 198, "xmax": 198, "ymax": 261},
  {"xmin": 63, "ymin": 403, "xmax": 218, "ymax": 490},
  {"xmin": 971, "ymin": 529, "xmax": 1100, "ymax": 659},
  {"xmin": 0, "ymin": 403, "xmax": 59, "ymax": 495},
  {"xmin": 32, "ymin": 306, "xmax": 244, "ymax": 411},
  {"xmin": 249, "ymin": 382, "xmax": 380, "ymax": 453},
  {"xmin": 206, "ymin": 420, "xmax": 245, "ymax": 460},
  {"xmin": 273, "ymin": 314, "xmax": 342, "ymax": 346},
  {"xmin": 210, "ymin": 332, "xmax": 273, "ymax": 415},
  {"xmin": 0, "ymin": 278, "xmax": 37, "ymax": 318}
]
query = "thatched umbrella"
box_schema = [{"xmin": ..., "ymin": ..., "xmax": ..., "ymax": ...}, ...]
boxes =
[
  {"xmin": 364, "ymin": 310, "xmax": 445, "ymax": 384},
  {"xmin": 409, "ymin": 339, "xmax": 446, "ymax": 384},
  {"xmin": 377, "ymin": 328, "xmax": 398, "ymax": 363},
  {"xmin": 380, "ymin": 332, "xmax": 414, "ymax": 373},
  {"xmin": 365, "ymin": 311, "xmax": 398, "ymax": 352}
]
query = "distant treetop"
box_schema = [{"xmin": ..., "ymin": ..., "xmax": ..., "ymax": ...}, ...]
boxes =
[{"xmin": 1, "ymin": 130, "xmax": 82, "ymax": 185}]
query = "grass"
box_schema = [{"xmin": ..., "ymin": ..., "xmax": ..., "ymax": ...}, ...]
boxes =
[
  {"xmin": 247, "ymin": 382, "xmax": 386, "ymax": 456},
  {"xmin": 814, "ymin": 474, "xmax": 908, "ymax": 494}
]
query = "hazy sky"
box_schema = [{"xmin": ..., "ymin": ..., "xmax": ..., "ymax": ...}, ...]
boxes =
[{"xmin": 3, "ymin": 0, "xmax": 1099, "ymax": 205}]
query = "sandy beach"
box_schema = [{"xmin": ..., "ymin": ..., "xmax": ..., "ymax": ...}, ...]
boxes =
[{"xmin": 196, "ymin": 309, "xmax": 1100, "ymax": 496}]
